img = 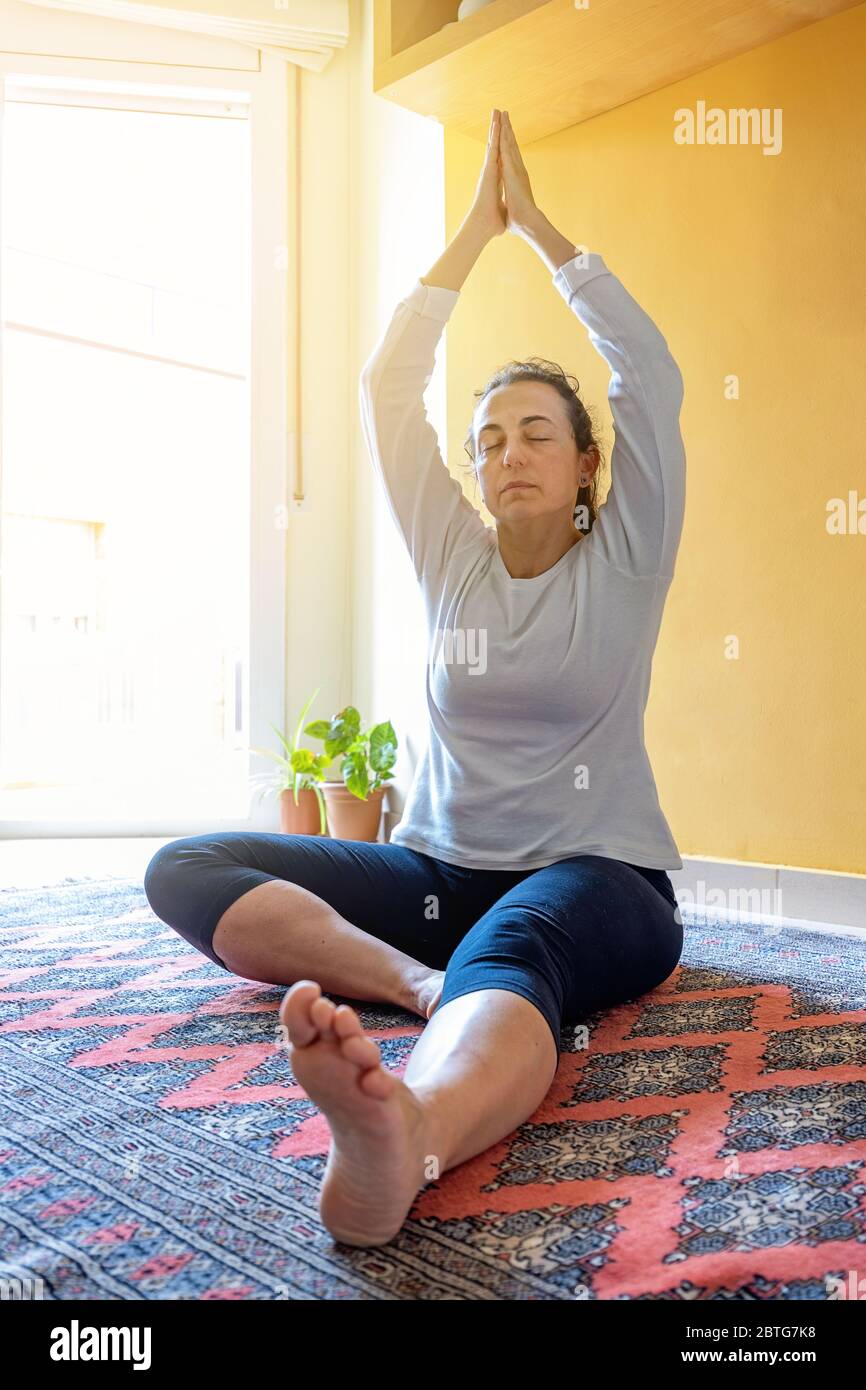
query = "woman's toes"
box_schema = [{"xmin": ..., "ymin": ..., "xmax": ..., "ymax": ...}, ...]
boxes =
[
  {"xmin": 331, "ymin": 1004, "xmax": 365, "ymax": 1041},
  {"xmin": 358, "ymin": 1064, "xmax": 396, "ymax": 1100},
  {"xmin": 310, "ymin": 994, "xmax": 338, "ymax": 1036},
  {"xmin": 339, "ymin": 1032, "xmax": 382, "ymax": 1070},
  {"xmin": 280, "ymin": 980, "xmax": 321, "ymax": 1046}
]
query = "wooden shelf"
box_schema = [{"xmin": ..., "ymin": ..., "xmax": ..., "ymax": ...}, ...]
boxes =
[{"xmin": 374, "ymin": 0, "xmax": 861, "ymax": 143}]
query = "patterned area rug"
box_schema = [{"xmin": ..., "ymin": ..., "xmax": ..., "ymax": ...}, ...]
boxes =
[{"xmin": 1, "ymin": 876, "xmax": 865, "ymax": 1300}]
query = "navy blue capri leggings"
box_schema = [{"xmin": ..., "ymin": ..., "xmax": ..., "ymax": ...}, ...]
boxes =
[{"xmin": 144, "ymin": 834, "xmax": 683, "ymax": 1059}]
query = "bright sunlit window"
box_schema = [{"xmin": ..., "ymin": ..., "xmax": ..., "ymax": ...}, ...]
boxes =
[{"xmin": 0, "ymin": 79, "xmax": 252, "ymax": 822}]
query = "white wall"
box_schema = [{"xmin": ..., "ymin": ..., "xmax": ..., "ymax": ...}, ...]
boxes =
[{"xmin": 346, "ymin": 0, "xmax": 447, "ymax": 831}]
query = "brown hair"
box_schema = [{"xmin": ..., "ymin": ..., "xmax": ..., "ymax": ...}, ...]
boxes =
[{"xmin": 462, "ymin": 358, "xmax": 605, "ymax": 532}]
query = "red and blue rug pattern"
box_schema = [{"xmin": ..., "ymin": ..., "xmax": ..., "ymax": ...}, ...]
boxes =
[{"xmin": 1, "ymin": 877, "xmax": 866, "ymax": 1300}]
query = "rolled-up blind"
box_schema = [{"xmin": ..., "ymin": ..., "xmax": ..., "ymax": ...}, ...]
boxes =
[{"xmin": 18, "ymin": 0, "xmax": 350, "ymax": 70}]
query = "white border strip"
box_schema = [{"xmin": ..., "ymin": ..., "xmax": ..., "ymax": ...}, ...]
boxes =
[{"xmin": 672, "ymin": 856, "xmax": 866, "ymax": 934}]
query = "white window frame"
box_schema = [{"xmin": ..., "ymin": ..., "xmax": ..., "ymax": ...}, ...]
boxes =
[{"xmin": 0, "ymin": 33, "xmax": 289, "ymax": 838}]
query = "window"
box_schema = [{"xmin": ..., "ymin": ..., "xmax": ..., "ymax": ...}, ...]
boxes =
[{"xmin": 0, "ymin": 57, "xmax": 288, "ymax": 833}]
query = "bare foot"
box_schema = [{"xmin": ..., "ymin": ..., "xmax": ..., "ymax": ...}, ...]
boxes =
[
  {"xmin": 409, "ymin": 968, "xmax": 445, "ymax": 1021},
  {"xmin": 279, "ymin": 980, "xmax": 439, "ymax": 1247}
]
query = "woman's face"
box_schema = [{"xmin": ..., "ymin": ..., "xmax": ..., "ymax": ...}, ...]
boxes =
[{"xmin": 472, "ymin": 380, "xmax": 589, "ymax": 524}]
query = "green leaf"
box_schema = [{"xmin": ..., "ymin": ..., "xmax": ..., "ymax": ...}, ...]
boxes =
[
  {"xmin": 268, "ymin": 721, "xmax": 296, "ymax": 760},
  {"xmin": 293, "ymin": 688, "xmax": 319, "ymax": 751},
  {"xmin": 315, "ymin": 785, "xmax": 327, "ymax": 834},
  {"xmin": 303, "ymin": 719, "xmax": 332, "ymax": 740},
  {"xmin": 290, "ymin": 748, "xmax": 316, "ymax": 774},
  {"xmin": 369, "ymin": 720, "xmax": 397, "ymax": 774},
  {"xmin": 342, "ymin": 749, "xmax": 369, "ymax": 799},
  {"xmin": 253, "ymin": 748, "xmax": 291, "ymax": 771},
  {"xmin": 329, "ymin": 707, "xmax": 361, "ymax": 751}
]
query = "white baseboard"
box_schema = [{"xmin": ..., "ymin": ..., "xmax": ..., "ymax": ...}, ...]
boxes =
[{"xmin": 672, "ymin": 856, "xmax": 866, "ymax": 934}]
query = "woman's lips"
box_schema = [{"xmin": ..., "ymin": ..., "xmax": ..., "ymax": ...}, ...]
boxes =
[{"xmin": 502, "ymin": 482, "xmax": 536, "ymax": 492}]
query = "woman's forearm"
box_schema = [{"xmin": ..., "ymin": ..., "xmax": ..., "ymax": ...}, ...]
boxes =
[
  {"xmin": 517, "ymin": 209, "xmax": 580, "ymax": 276},
  {"xmin": 420, "ymin": 215, "xmax": 492, "ymax": 292}
]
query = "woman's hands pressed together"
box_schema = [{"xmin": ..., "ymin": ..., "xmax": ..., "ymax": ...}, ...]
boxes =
[
  {"xmin": 498, "ymin": 110, "xmax": 541, "ymax": 236},
  {"xmin": 467, "ymin": 109, "xmax": 507, "ymax": 242},
  {"xmin": 498, "ymin": 108, "xmax": 581, "ymax": 274},
  {"xmin": 468, "ymin": 108, "xmax": 541, "ymax": 243},
  {"xmin": 422, "ymin": 107, "xmax": 578, "ymax": 290}
]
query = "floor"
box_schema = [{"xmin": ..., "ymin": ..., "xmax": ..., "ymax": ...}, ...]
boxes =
[
  {"xmin": 0, "ymin": 837, "xmax": 174, "ymax": 889},
  {"xmin": 3, "ymin": 855, "xmax": 865, "ymax": 1298}
]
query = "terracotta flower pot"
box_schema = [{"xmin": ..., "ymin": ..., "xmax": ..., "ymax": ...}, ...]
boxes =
[
  {"xmin": 320, "ymin": 782, "xmax": 386, "ymax": 841},
  {"xmin": 278, "ymin": 786, "xmax": 324, "ymax": 835}
]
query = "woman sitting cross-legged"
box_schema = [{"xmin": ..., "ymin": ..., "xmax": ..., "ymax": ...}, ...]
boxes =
[{"xmin": 144, "ymin": 109, "xmax": 686, "ymax": 1248}]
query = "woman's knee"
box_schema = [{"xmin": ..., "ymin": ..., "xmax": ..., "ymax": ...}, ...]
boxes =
[
  {"xmin": 144, "ymin": 834, "xmax": 254, "ymax": 970},
  {"xmin": 143, "ymin": 834, "xmax": 220, "ymax": 921},
  {"xmin": 644, "ymin": 915, "xmax": 685, "ymax": 992}
]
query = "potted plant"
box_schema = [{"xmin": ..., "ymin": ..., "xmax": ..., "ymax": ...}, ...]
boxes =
[
  {"xmin": 304, "ymin": 705, "xmax": 397, "ymax": 841},
  {"xmin": 250, "ymin": 689, "xmax": 330, "ymax": 834}
]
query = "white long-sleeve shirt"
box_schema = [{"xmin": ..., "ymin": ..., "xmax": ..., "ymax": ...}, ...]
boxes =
[{"xmin": 358, "ymin": 251, "xmax": 686, "ymax": 871}]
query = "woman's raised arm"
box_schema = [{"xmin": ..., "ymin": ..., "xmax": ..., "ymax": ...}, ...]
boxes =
[
  {"xmin": 358, "ymin": 114, "xmax": 508, "ymax": 588},
  {"xmin": 545, "ymin": 247, "xmax": 687, "ymax": 580},
  {"xmin": 421, "ymin": 109, "xmax": 506, "ymax": 290},
  {"xmin": 499, "ymin": 112, "xmax": 687, "ymax": 580}
]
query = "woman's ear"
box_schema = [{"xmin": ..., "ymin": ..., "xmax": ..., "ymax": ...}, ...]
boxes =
[{"xmin": 580, "ymin": 444, "xmax": 600, "ymax": 485}]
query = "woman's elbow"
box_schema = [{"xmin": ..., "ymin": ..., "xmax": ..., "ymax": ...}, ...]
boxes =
[{"xmin": 661, "ymin": 354, "xmax": 685, "ymax": 411}]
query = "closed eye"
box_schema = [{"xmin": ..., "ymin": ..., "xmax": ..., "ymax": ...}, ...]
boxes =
[{"xmin": 481, "ymin": 437, "xmax": 550, "ymax": 453}]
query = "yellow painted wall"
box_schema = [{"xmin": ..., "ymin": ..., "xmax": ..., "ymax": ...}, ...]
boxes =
[{"xmin": 441, "ymin": 3, "xmax": 866, "ymax": 875}]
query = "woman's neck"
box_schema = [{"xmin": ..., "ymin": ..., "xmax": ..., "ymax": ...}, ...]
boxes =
[{"xmin": 496, "ymin": 520, "xmax": 583, "ymax": 579}]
